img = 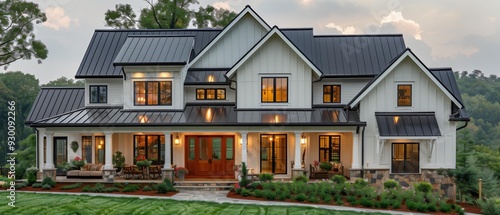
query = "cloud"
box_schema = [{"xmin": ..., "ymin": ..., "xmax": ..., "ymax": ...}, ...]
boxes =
[
  {"xmin": 300, "ymin": 0, "xmax": 312, "ymax": 6},
  {"xmin": 212, "ymin": 2, "xmax": 232, "ymax": 10},
  {"xmin": 325, "ymin": 22, "xmax": 357, "ymax": 34},
  {"xmin": 42, "ymin": 7, "xmax": 71, "ymax": 30},
  {"xmin": 380, "ymin": 11, "xmax": 422, "ymax": 40}
]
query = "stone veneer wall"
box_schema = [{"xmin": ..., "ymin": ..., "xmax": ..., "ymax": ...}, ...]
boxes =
[{"xmin": 349, "ymin": 169, "xmax": 456, "ymax": 199}]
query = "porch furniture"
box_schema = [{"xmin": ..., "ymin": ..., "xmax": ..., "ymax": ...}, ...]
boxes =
[
  {"xmin": 309, "ymin": 162, "xmax": 344, "ymax": 179},
  {"xmin": 149, "ymin": 165, "xmax": 161, "ymax": 179},
  {"xmin": 66, "ymin": 163, "xmax": 103, "ymax": 179},
  {"xmin": 123, "ymin": 166, "xmax": 143, "ymax": 179}
]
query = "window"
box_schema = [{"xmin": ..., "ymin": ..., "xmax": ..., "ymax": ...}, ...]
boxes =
[
  {"xmin": 260, "ymin": 134, "xmax": 287, "ymax": 174},
  {"xmin": 261, "ymin": 77, "xmax": 288, "ymax": 103},
  {"xmin": 90, "ymin": 85, "xmax": 107, "ymax": 103},
  {"xmin": 95, "ymin": 136, "xmax": 105, "ymax": 164},
  {"xmin": 134, "ymin": 135, "xmax": 171, "ymax": 165},
  {"xmin": 323, "ymin": 85, "xmax": 341, "ymax": 103},
  {"xmin": 196, "ymin": 89, "xmax": 226, "ymax": 100},
  {"xmin": 392, "ymin": 143, "xmax": 419, "ymax": 173},
  {"xmin": 134, "ymin": 81, "xmax": 172, "ymax": 106},
  {"xmin": 397, "ymin": 85, "xmax": 412, "ymax": 106},
  {"xmin": 319, "ymin": 135, "xmax": 341, "ymax": 162},
  {"xmin": 82, "ymin": 136, "xmax": 92, "ymax": 163}
]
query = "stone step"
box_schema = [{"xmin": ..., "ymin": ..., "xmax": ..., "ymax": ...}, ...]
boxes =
[{"xmin": 174, "ymin": 185, "xmax": 234, "ymax": 191}]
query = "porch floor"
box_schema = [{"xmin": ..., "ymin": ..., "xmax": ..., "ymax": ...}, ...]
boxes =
[{"xmin": 50, "ymin": 176, "xmax": 238, "ymax": 184}]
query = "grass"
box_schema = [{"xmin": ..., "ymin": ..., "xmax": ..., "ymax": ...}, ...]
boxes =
[{"xmin": 0, "ymin": 193, "xmax": 389, "ymax": 215}]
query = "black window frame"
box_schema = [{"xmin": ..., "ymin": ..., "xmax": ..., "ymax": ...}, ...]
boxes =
[
  {"xmin": 391, "ymin": 143, "xmax": 420, "ymax": 174},
  {"xmin": 323, "ymin": 85, "xmax": 341, "ymax": 103},
  {"xmin": 133, "ymin": 135, "xmax": 172, "ymax": 165},
  {"xmin": 196, "ymin": 88, "xmax": 226, "ymax": 100},
  {"xmin": 89, "ymin": 85, "xmax": 107, "ymax": 103},
  {"xmin": 261, "ymin": 77, "xmax": 288, "ymax": 103},
  {"xmin": 397, "ymin": 84, "xmax": 412, "ymax": 107},
  {"xmin": 259, "ymin": 134, "xmax": 287, "ymax": 174},
  {"xmin": 134, "ymin": 81, "xmax": 172, "ymax": 106},
  {"xmin": 318, "ymin": 135, "xmax": 341, "ymax": 162}
]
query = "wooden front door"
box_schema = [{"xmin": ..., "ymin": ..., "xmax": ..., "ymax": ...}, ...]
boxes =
[{"xmin": 185, "ymin": 136, "xmax": 234, "ymax": 178}]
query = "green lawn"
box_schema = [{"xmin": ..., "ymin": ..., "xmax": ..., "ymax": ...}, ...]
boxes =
[{"xmin": 0, "ymin": 192, "xmax": 388, "ymax": 215}]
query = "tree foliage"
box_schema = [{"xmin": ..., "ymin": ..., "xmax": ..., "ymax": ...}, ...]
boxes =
[
  {"xmin": 0, "ymin": 0, "xmax": 48, "ymax": 69},
  {"xmin": 42, "ymin": 76, "xmax": 84, "ymax": 87},
  {"xmin": 104, "ymin": 0, "xmax": 237, "ymax": 29}
]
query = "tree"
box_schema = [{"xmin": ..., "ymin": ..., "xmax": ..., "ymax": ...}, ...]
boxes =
[
  {"xmin": 104, "ymin": 0, "xmax": 237, "ymax": 29},
  {"xmin": 43, "ymin": 76, "xmax": 85, "ymax": 87},
  {"xmin": 0, "ymin": 0, "xmax": 48, "ymax": 69},
  {"xmin": 14, "ymin": 134, "xmax": 36, "ymax": 178}
]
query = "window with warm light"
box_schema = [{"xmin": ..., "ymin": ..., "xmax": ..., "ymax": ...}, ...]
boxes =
[
  {"xmin": 196, "ymin": 88, "xmax": 226, "ymax": 100},
  {"xmin": 397, "ymin": 85, "xmax": 412, "ymax": 106},
  {"xmin": 134, "ymin": 81, "xmax": 172, "ymax": 106},
  {"xmin": 323, "ymin": 85, "xmax": 341, "ymax": 103},
  {"xmin": 319, "ymin": 135, "xmax": 341, "ymax": 162},
  {"xmin": 261, "ymin": 77, "xmax": 288, "ymax": 103},
  {"xmin": 134, "ymin": 135, "xmax": 171, "ymax": 165},
  {"xmin": 90, "ymin": 85, "xmax": 107, "ymax": 103},
  {"xmin": 95, "ymin": 136, "xmax": 105, "ymax": 164},
  {"xmin": 392, "ymin": 143, "xmax": 419, "ymax": 173}
]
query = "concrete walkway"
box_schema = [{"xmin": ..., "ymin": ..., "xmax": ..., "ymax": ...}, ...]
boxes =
[{"xmin": 14, "ymin": 190, "xmax": 479, "ymax": 215}]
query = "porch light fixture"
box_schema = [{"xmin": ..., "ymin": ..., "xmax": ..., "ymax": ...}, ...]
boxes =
[
  {"xmin": 239, "ymin": 139, "xmax": 242, "ymax": 145},
  {"xmin": 301, "ymin": 134, "xmax": 306, "ymax": 145},
  {"xmin": 174, "ymin": 134, "xmax": 180, "ymax": 145}
]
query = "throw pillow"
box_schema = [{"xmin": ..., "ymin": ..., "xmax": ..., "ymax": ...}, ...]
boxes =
[{"xmin": 81, "ymin": 164, "xmax": 91, "ymax": 171}]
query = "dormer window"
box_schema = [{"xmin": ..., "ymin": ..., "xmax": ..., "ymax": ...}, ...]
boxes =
[
  {"xmin": 134, "ymin": 81, "xmax": 172, "ymax": 106},
  {"xmin": 323, "ymin": 85, "xmax": 341, "ymax": 103},
  {"xmin": 89, "ymin": 85, "xmax": 107, "ymax": 103},
  {"xmin": 397, "ymin": 84, "xmax": 412, "ymax": 107},
  {"xmin": 261, "ymin": 77, "xmax": 288, "ymax": 103},
  {"xmin": 196, "ymin": 89, "xmax": 226, "ymax": 100}
]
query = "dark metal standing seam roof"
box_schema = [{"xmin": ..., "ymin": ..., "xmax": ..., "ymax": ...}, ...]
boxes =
[
  {"xmin": 113, "ymin": 36, "xmax": 194, "ymax": 66},
  {"xmin": 25, "ymin": 87, "xmax": 85, "ymax": 124},
  {"xmin": 75, "ymin": 29, "xmax": 220, "ymax": 78},
  {"xmin": 29, "ymin": 105, "xmax": 365, "ymax": 127},
  {"xmin": 375, "ymin": 112, "xmax": 441, "ymax": 137},
  {"xmin": 312, "ymin": 35, "xmax": 406, "ymax": 76}
]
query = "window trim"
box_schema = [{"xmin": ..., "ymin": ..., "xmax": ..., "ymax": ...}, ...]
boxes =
[
  {"xmin": 323, "ymin": 85, "xmax": 341, "ymax": 103},
  {"xmin": 261, "ymin": 77, "xmax": 288, "ymax": 103},
  {"xmin": 397, "ymin": 84, "xmax": 412, "ymax": 107},
  {"xmin": 89, "ymin": 85, "xmax": 107, "ymax": 103},
  {"xmin": 196, "ymin": 88, "xmax": 226, "ymax": 100},
  {"xmin": 391, "ymin": 142, "xmax": 420, "ymax": 174},
  {"xmin": 318, "ymin": 135, "xmax": 341, "ymax": 162},
  {"xmin": 133, "ymin": 135, "xmax": 172, "ymax": 165},
  {"xmin": 133, "ymin": 81, "xmax": 172, "ymax": 106}
]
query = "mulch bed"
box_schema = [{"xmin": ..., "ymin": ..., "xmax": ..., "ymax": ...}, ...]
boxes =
[
  {"xmin": 10, "ymin": 182, "xmax": 176, "ymax": 197},
  {"xmin": 226, "ymin": 190, "xmax": 481, "ymax": 214}
]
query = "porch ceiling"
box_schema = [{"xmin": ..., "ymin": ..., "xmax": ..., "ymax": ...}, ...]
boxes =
[{"xmin": 30, "ymin": 105, "xmax": 365, "ymax": 127}]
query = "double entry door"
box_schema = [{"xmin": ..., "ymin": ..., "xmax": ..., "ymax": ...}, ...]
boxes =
[{"xmin": 185, "ymin": 136, "xmax": 234, "ymax": 178}]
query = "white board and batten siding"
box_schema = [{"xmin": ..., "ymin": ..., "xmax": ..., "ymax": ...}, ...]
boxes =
[
  {"xmin": 236, "ymin": 35, "xmax": 313, "ymax": 109},
  {"xmin": 122, "ymin": 66, "xmax": 184, "ymax": 110},
  {"xmin": 184, "ymin": 86, "xmax": 236, "ymax": 103},
  {"xmin": 192, "ymin": 14, "xmax": 268, "ymax": 68},
  {"xmin": 312, "ymin": 78, "xmax": 371, "ymax": 105},
  {"xmin": 359, "ymin": 57, "xmax": 456, "ymax": 170},
  {"xmin": 85, "ymin": 79, "xmax": 123, "ymax": 106}
]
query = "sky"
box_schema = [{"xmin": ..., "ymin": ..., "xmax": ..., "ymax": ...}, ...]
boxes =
[{"xmin": 7, "ymin": 0, "xmax": 500, "ymax": 84}]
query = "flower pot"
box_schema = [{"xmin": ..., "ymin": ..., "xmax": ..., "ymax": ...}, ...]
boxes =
[{"xmin": 178, "ymin": 172, "xmax": 185, "ymax": 180}]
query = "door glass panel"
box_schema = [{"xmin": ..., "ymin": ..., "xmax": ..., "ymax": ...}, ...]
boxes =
[
  {"xmin": 319, "ymin": 136, "xmax": 329, "ymax": 162},
  {"xmin": 147, "ymin": 136, "xmax": 159, "ymax": 163},
  {"xmin": 82, "ymin": 136, "xmax": 92, "ymax": 163},
  {"xmin": 274, "ymin": 135, "xmax": 287, "ymax": 174},
  {"xmin": 189, "ymin": 138, "xmax": 195, "ymax": 160},
  {"xmin": 54, "ymin": 138, "xmax": 67, "ymax": 168},
  {"xmin": 95, "ymin": 136, "xmax": 105, "ymax": 164},
  {"xmin": 226, "ymin": 138, "xmax": 234, "ymax": 160},
  {"xmin": 212, "ymin": 138, "xmax": 221, "ymax": 160},
  {"xmin": 331, "ymin": 136, "xmax": 341, "ymax": 162},
  {"xmin": 260, "ymin": 135, "xmax": 272, "ymax": 173},
  {"xmin": 199, "ymin": 137, "xmax": 209, "ymax": 160}
]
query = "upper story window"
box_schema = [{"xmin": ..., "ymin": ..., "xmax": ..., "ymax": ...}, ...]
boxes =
[
  {"xmin": 196, "ymin": 89, "xmax": 226, "ymax": 100},
  {"xmin": 90, "ymin": 85, "xmax": 107, "ymax": 103},
  {"xmin": 261, "ymin": 77, "xmax": 288, "ymax": 103},
  {"xmin": 397, "ymin": 84, "xmax": 412, "ymax": 106},
  {"xmin": 323, "ymin": 85, "xmax": 341, "ymax": 103},
  {"xmin": 134, "ymin": 81, "xmax": 172, "ymax": 106}
]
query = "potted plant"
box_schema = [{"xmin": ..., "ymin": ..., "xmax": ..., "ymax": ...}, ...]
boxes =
[
  {"xmin": 135, "ymin": 155, "xmax": 151, "ymax": 169},
  {"xmin": 112, "ymin": 151, "xmax": 125, "ymax": 172},
  {"xmin": 175, "ymin": 167, "xmax": 189, "ymax": 180},
  {"xmin": 319, "ymin": 161, "xmax": 332, "ymax": 171},
  {"xmin": 71, "ymin": 156, "xmax": 86, "ymax": 169}
]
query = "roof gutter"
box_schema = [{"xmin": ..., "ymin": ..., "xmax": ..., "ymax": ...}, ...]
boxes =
[{"xmin": 456, "ymin": 121, "xmax": 468, "ymax": 131}]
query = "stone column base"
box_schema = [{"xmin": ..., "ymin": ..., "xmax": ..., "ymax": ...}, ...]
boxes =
[
  {"xmin": 102, "ymin": 169, "xmax": 117, "ymax": 182},
  {"xmin": 292, "ymin": 168, "xmax": 306, "ymax": 178},
  {"xmin": 37, "ymin": 171, "xmax": 44, "ymax": 180},
  {"xmin": 161, "ymin": 168, "xmax": 174, "ymax": 183},
  {"xmin": 42, "ymin": 168, "xmax": 57, "ymax": 180}
]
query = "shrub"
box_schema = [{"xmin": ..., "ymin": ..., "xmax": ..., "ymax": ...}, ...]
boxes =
[
  {"xmin": 321, "ymin": 194, "xmax": 332, "ymax": 203},
  {"xmin": 258, "ymin": 173, "xmax": 274, "ymax": 182},
  {"xmin": 478, "ymin": 198, "xmax": 500, "ymax": 215},
  {"xmin": 347, "ymin": 196, "xmax": 357, "ymax": 205},
  {"xmin": 293, "ymin": 175, "xmax": 309, "ymax": 183},
  {"xmin": 358, "ymin": 197, "xmax": 373, "ymax": 207},
  {"xmin": 104, "ymin": 187, "xmax": 120, "ymax": 193},
  {"xmin": 336, "ymin": 198, "xmax": 343, "ymax": 206},
  {"xmin": 392, "ymin": 201, "xmax": 401, "ymax": 209},
  {"xmin": 41, "ymin": 177, "xmax": 56, "ymax": 188},
  {"xmin": 263, "ymin": 190, "xmax": 276, "ymax": 200},
  {"xmin": 14, "ymin": 182, "xmax": 27, "ymax": 189},
  {"xmin": 31, "ymin": 183, "xmax": 42, "ymax": 188},
  {"xmin": 308, "ymin": 196, "xmax": 320, "ymax": 203},
  {"xmin": 82, "ymin": 185, "xmax": 91, "ymax": 192},
  {"xmin": 162, "ymin": 178, "xmax": 176, "ymax": 192},
  {"xmin": 42, "ymin": 184, "xmax": 51, "ymax": 190},
  {"xmin": 319, "ymin": 162, "xmax": 332, "ymax": 171},
  {"xmin": 262, "ymin": 182, "xmax": 276, "ymax": 191},
  {"xmin": 330, "ymin": 174, "xmax": 346, "ymax": 184},
  {"xmin": 354, "ymin": 178, "xmax": 368, "ymax": 188},
  {"xmin": 143, "ymin": 185, "xmax": 153, "ymax": 191},
  {"xmin": 383, "ymin": 179, "xmax": 399, "ymax": 189},
  {"xmin": 278, "ymin": 193, "xmax": 288, "ymax": 201},
  {"xmin": 156, "ymin": 182, "xmax": 169, "ymax": 194},
  {"xmin": 240, "ymin": 188, "xmax": 253, "ymax": 197},
  {"xmin": 439, "ymin": 204, "xmax": 452, "ymax": 213},
  {"xmin": 60, "ymin": 183, "xmax": 82, "ymax": 190},
  {"xmin": 406, "ymin": 200, "xmax": 417, "ymax": 211},
  {"xmin": 415, "ymin": 182, "xmax": 432, "ymax": 193},
  {"xmin": 416, "ymin": 203, "xmax": 429, "ymax": 213},
  {"xmin": 379, "ymin": 199, "xmax": 391, "ymax": 209},
  {"xmin": 113, "ymin": 183, "xmax": 125, "ymax": 188},
  {"xmin": 239, "ymin": 178, "xmax": 251, "ymax": 188},
  {"xmin": 295, "ymin": 193, "xmax": 307, "ymax": 202},
  {"xmin": 254, "ymin": 189, "xmax": 263, "ymax": 198},
  {"xmin": 27, "ymin": 172, "xmax": 37, "ymax": 185},
  {"xmin": 249, "ymin": 182, "xmax": 262, "ymax": 190},
  {"xmin": 123, "ymin": 184, "xmax": 140, "ymax": 192},
  {"xmin": 428, "ymin": 204, "xmax": 437, "ymax": 212},
  {"xmin": 88, "ymin": 183, "xmax": 106, "ymax": 193}
]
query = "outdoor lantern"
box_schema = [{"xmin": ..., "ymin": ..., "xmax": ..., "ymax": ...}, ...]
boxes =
[
  {"xmin": 174, "ymin": 134, "xmax": 180, "ymax": 145},
  {"xmin": 301, "ymin": 134, "xmax": 307, "ymax": 145}
]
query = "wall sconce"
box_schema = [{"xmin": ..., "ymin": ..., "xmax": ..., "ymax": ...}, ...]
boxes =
[
  {"xmin": 174, "ymin": 134, "xmax": 180, "ymax": 145},
  {"xmin": 301, "ymin": 134, "xmax": 307, "ymax": 145}
]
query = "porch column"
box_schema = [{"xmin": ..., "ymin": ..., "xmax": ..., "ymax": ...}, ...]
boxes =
[
  {"xmin": 161, "ymin": 132, "xmax": 174, "ymax": 182},
  {"xmin": 351, "ymin": 131, "xmax": 361, "ymax": 169},
  {"xmin": 42, "ymin": 132, "xmax": 56, "ymax": 179},
  {"xmin": 102, "ymin": 132, "xmax": 116, "ymax": 182},
  {"xmin": 38, "ymin": 129, "xmax": 45, "ymax": 179},
  {"xmin": 241, "ymin": 132, "xmax": 248, "ymax": 164},
  {"xmin": 293, "ymin": 132, "xmax": 302, "ymax": 169}
]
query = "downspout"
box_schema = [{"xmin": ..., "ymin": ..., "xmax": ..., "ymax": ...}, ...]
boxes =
[
  {"xmin": 361, "ymin": 125, "xmax": 366, "ymax": 178},
  {"xmin": 456, "ymin": 122, "xmax": 468, "ymax": 131}
]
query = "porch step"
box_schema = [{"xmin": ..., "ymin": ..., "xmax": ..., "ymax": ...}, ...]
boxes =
[{"xmin": 174, "ymin": 181, "xmax": 237, "ymax": 191}]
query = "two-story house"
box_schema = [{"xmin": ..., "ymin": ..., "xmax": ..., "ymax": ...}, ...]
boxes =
[{"xmin": 26, "ymin": 6, "xmax": 468, "ymax": 196}]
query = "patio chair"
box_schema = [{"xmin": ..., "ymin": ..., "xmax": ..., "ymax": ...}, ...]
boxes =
[
  {"xmin": 149, "ymin": 166, "xmax": 161, "ymax": 179},
  {"xmin": 123, "ymin": 166, "xmax": 143, "ymax": 180}
]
